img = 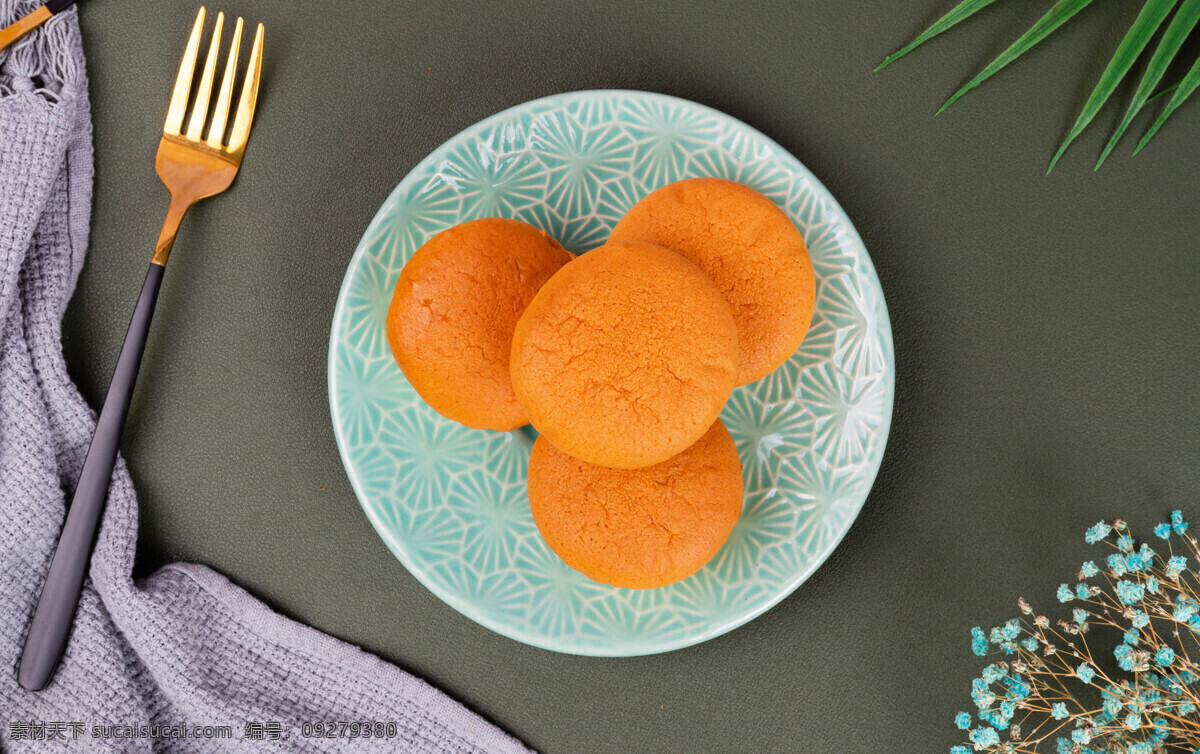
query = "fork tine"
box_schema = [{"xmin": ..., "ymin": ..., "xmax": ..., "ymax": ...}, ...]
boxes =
[
  {"xmin": 164, "ymin": 7, "xmax": 206, "ymax": 136},
  {"xmin": 185, "ymin": 11, "xmax": 224, "ymax": 141},
  {"xmin": 205, "ymin": 17, "xmax": 243, "ymax": 149},
  {"xmin": 227, "ymin": 22, "xmax": 263, "ymax": 154}
]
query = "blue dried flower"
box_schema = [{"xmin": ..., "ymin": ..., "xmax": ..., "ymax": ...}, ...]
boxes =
[
  {"xmin": 971, "ymin": 627, "xmax": 987, "ymax": 656},
  {"xmin": 969, "ymin": 726, "xmax": 999, "ymax": 746},
  {"xmin": 1172, "ymin": 509, "xmax": 1188, "ymax": 535},
  {"xmin": 1085, "ymin": 521, "xmax": 1113, "ymax": 544},
  {"xmin": 982, "ymin": 708, "xmax": 1010, "ymax": 732},
  {"xmin": 1150, "ymin": 719, "xmax": 1169, "ymax": 744},
  {"xmin": 1104, "ymin": 695, "xmax": 1122, "ymax": 718},
  {"xmin": 972, "ymin": 678, "xmax": 995, "ymax": 710},
  {"xmin": 1001, "ymin": 618, "xmax": 1020, "ymax": 640},
  {"xmin": 1077, "ymin": 663, "xmax": 1096, "ymax": 683},
  {"xmin": 1007, "ymin": 678, "xmax": 1030, "ymax": 699},
  {"xmin": 1167, "ymin": 555, "xmax": 1188, "ymax": 579},
  {"xmin": 956, "ymin": 515, "xmax": 1200, "ymax": 751},
  {"xmin": 1116, "ymin": 580, "xmax": 1146, "ymax": 605}
]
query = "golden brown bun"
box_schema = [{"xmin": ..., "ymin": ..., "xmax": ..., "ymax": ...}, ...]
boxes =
[
  {"xmin": 387, "ymin": 218, "xmax": 572, "ymax": 431},
  {"xmin": 510, "ymin": 241, "xmax": 738, "ymax": 469},
  {"xmin": 611, "ymin": 178, "xmax": 815, "ymax": 385},
  {"xmin": 527, "ymin": 420, "xmax": 743, "ymax": 589}
]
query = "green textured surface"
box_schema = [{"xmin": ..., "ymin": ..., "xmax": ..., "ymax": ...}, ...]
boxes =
[{"xmin": 67, "ymin": 1, "xmax": 1200, "ymax": 751}]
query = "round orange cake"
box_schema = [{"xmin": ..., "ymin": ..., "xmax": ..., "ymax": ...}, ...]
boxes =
[
  {"xmin": 610, "ymin": 178, "xmax": 816, "ymax": 385},
  {"xmin": 527, "ymin": 420, "xmax": 744, "ymax": 589},
  {"xmin": 386, "ymin": 218, "xmax": 572, "ymax": 431},
  {"xmin": 510, "ymin": 241, "xmax": 739, "ymax": 469}
]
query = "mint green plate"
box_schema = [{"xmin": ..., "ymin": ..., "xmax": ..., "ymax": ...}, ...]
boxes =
[{"xmin": 328, "ymin": 91, "xmax": 893, "ymax": 656}]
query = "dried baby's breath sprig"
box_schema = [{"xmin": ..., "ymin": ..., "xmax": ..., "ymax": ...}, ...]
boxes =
[{"xmin": 954, "ymin": 510, "xmax": 1200, "ymax": 753}]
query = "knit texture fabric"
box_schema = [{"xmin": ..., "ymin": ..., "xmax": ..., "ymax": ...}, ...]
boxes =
[{"xmin": 0, "ymin": 5, "xmax": 531, "ymax": 752}]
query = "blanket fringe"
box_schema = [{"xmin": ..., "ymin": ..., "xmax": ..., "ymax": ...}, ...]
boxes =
[{"xmin": 0, "ymin": 1, "xmax": 82, "ymax": 102}]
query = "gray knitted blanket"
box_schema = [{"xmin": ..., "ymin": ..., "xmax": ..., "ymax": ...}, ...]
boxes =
[{"xmin": 0, "ymin": 5, "xmax": 531, "ymax": 752}]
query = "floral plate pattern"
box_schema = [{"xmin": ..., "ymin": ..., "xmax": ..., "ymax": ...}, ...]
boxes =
[{"xmin": 328, "ymin": 90, "xmax": 894, "ymax": 656}]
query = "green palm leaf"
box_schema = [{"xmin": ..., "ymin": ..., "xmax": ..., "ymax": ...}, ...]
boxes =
[
  {"xmin": 1135, "ymin": 54, "xmax": 1200, "ymax": 153},
  {"xmin": 938, "ymin": 0, "xmax": 1096, "ymax": 114},
  {"xmin": 1096, "ymin": 0, "xmax": 1200, "ymax": 169},
  {"xmin": 1148, "ymin": 81, "xmax": 1181, "ymax": 103},
  {"xmin": 1048, "ymin": 0, "xmax": 1180, "ymax": 173},
  {"xmin": 875, "ymin": 0, "xmax": 1002, "ymax": 71},
  {"xmin": 880, "ymin": 0, "xmax": 1200, "ymax": 170}
]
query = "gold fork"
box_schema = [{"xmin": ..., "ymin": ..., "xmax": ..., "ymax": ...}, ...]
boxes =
[
  {"xmin": 18, "ymin": 7, "xmax": 263, "ymax": 692},
  {"xmin": 156, "ymin": 6, "xmax": 263, "ymax": 264}
]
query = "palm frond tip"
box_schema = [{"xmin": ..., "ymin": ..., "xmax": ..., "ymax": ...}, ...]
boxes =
[{"xmin": 878, "ymin": 0, "xmax": 1200, "ymax": 170}]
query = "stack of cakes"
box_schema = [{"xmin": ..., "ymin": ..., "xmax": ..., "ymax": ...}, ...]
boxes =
[{"xmin": 386, "ymin": 179, "xmax": 815, "ymax": 589}]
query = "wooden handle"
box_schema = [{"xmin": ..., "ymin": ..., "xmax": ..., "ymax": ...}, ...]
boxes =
[
  {"xmin": 18, "ymin": 262, "xmax": 164, "ymax": 691},
  {"xmin": 0, "ymin": 5, "xmax": 51, "ymax": 54}
]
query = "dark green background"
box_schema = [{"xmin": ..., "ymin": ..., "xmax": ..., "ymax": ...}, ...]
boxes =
[{"xmin": 67, "ymin": 1, "xmax": 1200, "ymax": 751}]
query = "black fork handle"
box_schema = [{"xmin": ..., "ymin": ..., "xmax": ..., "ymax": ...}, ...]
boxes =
[
  {"xmin": 18, "ymin": 262, "xmax": 165, "ymax": 691},
  {"xmin": 44, "ymin": 0, "xmax": 80, "ymax": 14}
]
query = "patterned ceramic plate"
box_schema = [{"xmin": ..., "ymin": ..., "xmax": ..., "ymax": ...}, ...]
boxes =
[{"xmin": 328, "ymin": 91, "xmax": 893, "ymax": 656}]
